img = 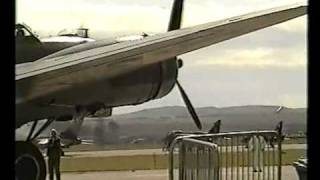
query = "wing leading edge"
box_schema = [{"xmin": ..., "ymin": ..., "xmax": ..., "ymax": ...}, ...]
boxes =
[{"xmin": 16, "ymin": 3, "xmax": 307, "ymax": 102}]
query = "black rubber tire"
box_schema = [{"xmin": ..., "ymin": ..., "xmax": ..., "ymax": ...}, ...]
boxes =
[{"xmin": 15, "ymin": 141, "xmax": 46, "ymax": 180}]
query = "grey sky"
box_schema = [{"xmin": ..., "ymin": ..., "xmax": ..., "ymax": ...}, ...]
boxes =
[{"xmin": 16, "ymin": 0, "xmax": 307, "ymax": 114}]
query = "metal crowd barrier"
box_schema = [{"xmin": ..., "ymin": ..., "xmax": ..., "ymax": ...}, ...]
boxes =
[
  {"xmin": 168, "ymin": 129, "xmax": 283, "ymax": 180},
  {"xmin": 169, "ymin": 137, "xmax": 219, "ymax": 180}
]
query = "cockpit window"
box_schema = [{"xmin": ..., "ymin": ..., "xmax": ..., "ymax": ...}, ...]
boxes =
[
  {"xmin": 15, "ymin": 24, "xmax": 37, "ymax": 38},
  {"xmin": 15, "ymin": 28, "xmax": 31, "ymax": 37}
]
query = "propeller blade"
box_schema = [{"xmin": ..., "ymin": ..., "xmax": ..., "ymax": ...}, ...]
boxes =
[
  {"xmin": 168, "ymin": 0, "xmax": 200, "ymax": 129},
  {"xmin": 167, "ymin": 0, "xmax": 184, "ymax": 31},
  {"xmin": 176, "ymin": 80, "xmax": 202, "ymax": 130}
]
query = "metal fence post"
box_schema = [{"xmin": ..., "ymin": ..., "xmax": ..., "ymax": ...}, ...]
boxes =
[{"xmin": 277, "ymin": 121, "xmax": 283, "ymax": 180}]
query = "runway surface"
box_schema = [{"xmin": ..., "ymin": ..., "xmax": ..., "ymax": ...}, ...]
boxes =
[{"xmin": 52, "ymin": 166, "xmax": 299, "ymax": 180}]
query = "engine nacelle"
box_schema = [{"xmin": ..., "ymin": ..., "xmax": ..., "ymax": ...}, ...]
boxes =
[
  {"xmin": 104, "ymin": 58, "xmax": 178, "ymax": 107},
  {"xmin": 16, "ymin": 58, "xmax": 178, "ymax": 128}
]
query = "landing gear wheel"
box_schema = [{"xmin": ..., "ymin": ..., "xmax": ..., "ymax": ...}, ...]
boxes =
[{"xmin": 15, "ymin": 141, "xmax": 46, "ymax": 180}]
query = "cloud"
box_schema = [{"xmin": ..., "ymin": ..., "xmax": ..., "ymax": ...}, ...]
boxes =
[
  {"xmin": 16, "ymin": 0, "xmax": 307, "ymax": 113},
  {"xmin": 191, "ymin": 47, "xmax": 307, "ymax": 68},
  {"xmin": 277, "ymin": 94, "xmax": 307, "ymax": 108},
  {"xmin": 16, "ymin": 0, "xmax": 308, "ymax": 37},
  {"xmin": 114, "ymin": 64, "xmax": 307, "ymax": 114},
  {"xmin": 16, "ymin": 0, "xmax": 171, "ymax": 36}
]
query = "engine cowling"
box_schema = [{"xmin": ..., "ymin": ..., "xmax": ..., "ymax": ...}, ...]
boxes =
[{"xmin": 104, "ymin": 58, "xmax": 178, "ymax": 107}]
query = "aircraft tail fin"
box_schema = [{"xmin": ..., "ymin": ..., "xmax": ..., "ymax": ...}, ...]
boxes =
[
  {"xmin": 208, "ymin": 120, "xmax": 221, "ymax": 134},
  {"xmin": 167, "ymin": 0, "xmax": 184, "ymax": 31}
]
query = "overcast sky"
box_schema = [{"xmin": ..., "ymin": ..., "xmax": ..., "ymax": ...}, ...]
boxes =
[{"xmin": 16, "ymin": 0, "xmax": 307, "ymax": 114}]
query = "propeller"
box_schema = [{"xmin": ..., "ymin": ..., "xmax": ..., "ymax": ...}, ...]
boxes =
[
  {"xmin": 167, "ymin": 0, "xmax": 184, "ymax": 31},
  {"xmin": 176, "ymin": 80, "xmax": 202, "ymax": 130},
  {"xmin": 167, "ymin": 0, "xmax": 202, "ymax": 130}
]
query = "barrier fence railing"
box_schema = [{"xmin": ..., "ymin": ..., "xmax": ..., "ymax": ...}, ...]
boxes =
[
  {"xmin": 168, "ymin": 129, "xmax": 283, "ymax": 180},
  {"xmin": 169, "ymin": 137, "xmax": 219, "ymax": 180}
]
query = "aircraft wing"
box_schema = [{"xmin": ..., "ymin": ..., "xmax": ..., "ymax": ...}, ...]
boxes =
[{"xmin": 16, "ymin": 3, "xmax": 307, "ymax": 102}]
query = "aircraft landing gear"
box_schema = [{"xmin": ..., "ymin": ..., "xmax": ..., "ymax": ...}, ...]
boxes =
[
  {"xmin": 15, "ymin": 118, "xmax": 55, "ymax": 180},
  {"xmin": 15, "ymin": 141, "xmax": 46, "ymax": 180},
  {"xmin": 15, "ymin": 104, "xmax": 100, "ymax": 180}
]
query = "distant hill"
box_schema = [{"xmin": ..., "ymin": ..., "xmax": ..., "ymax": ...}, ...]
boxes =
[
  {"xmin": 16, "ymin": 105, "xmax": 306, "ymax": 144},
  {"xmin": 80, "ymin": 105, "xmax": 306, "ymax": 143}
]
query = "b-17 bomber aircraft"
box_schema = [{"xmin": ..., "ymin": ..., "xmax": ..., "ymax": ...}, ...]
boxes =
[{"xmin": 15, "ymin": 0, "xmax": 307, "ymax": 179}]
